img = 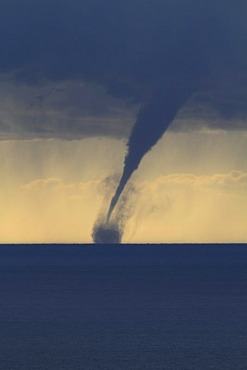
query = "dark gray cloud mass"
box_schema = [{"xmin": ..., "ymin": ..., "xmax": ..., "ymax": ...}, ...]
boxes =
[
  {"xmin": 1, "ymin": 1, "xmax": 246, "ymax": 101},
  {"xmin": 0, "ymin": 1, "xmax": 246, "ymax": 137}
]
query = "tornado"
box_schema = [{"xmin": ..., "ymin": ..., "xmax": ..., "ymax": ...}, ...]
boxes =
[{"xmin": 107, "ymin": 82, "xmax": 195, "ymax": 222}]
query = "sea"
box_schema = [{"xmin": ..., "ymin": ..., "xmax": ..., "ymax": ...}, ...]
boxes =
[{"xmin": 0, "ymin": 244, "xmax": 247, "ymax": 370}]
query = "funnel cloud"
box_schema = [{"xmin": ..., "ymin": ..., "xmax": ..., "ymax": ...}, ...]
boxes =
[{"xmin": 107, "ymin": 82, "xmax": 196, "ymax": 220}]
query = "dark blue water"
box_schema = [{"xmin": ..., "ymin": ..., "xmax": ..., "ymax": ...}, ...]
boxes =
[{"xmin": 0, "ymin": 244, "xmax": 247, "ymax": 369}]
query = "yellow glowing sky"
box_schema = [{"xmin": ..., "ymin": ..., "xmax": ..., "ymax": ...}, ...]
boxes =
[
  {"xmin": 1, "ymin": 1, "xmax": 247, "ymax": 244},
  {"xmin": 1, "ymin": 130, "xmax": 247, "ymax": 243}
]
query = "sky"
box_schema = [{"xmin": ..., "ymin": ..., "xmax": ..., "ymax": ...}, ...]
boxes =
[{"xmin": 1, "ymin": 0, "xmax": 247, "ymax": 243}]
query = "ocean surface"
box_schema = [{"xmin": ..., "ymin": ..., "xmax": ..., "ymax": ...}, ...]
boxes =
[{"xmin": 0, "ymin": 244, "xmax": 247, "ymax": 370}]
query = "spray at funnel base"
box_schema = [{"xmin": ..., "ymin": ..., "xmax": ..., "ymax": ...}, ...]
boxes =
[
  {"xmin": 92, "ymin": 222, "xmax": 122, "ymax": 244},
  {"xmin": 92, "ymin": 179, "xmax": 137, "ymax": 243}
]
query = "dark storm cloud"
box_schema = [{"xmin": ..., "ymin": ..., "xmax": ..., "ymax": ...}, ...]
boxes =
[
  {"xmin": 0, "ymin": 77, "xmax": 136, "ymax": 140},
  {"xmin": 1, "ymin": 1, "xmax": 246, "ymax": 98},
  {"xmin": 0, "ymin": 1, "xmax": 247, "ymax": 137},
  {"xmin": 173, "ymin": 89, "xmax": 247, "ymax": 132},
  {"xmin": 0, "ymin": 0, "xmax": 246, "ymax": 138}
]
